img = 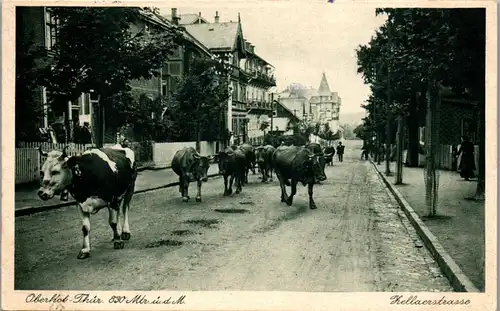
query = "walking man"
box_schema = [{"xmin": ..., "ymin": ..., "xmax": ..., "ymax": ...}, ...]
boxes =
[{"xmin": 336, "ymin": 141, "xmax": 345, "ymax": 162}]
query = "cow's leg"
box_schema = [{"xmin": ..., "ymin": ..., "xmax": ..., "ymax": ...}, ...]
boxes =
[
  {"xmin": 120, "ymin": 186, "xmax": 133, "ymax": 242},
  {"xmin": 268, "ymin": 166, "xmax": 274, "ymax": 182},
  {"xmin": 108, "ymin": 205, "xmax": 121, "ymax": 246},
  {"xmin": 251, "ymin": 162, "xmax": 256, "ymax": 175},
  {"xmin": 223, "ymin": 175, "xmax": 230, "ymax": 196},
  {"xmin": 286, "ymin": 179, "xmax": 297, "ymax": 206},
  {"xmin": 228, "ymin": 174, "xmax": 234, "ymax": 195},
  {"xmin": 77, "ymin": 205, "xmax": 91, "ymax": 259},
  {"xmin": 277, "ymin": 173, "xmax": 288, "ymax": 203},
  {"xmin": 178, "ymin": 176, "xmax": 184, "ymax": 195},
  {"xmin": 235, "ymin": 171, "xmax": 243, "ymax": 194},
  {"xmin": 308, "ymin": 182, "xmax": 317, "ymax": 209},
  {"xmin": 182, "ymin": 180, "xmax": 190, "ymax": 202},
  {"xmin": 260, "ymin": 164, "xmax": 267, "ymax": 182},
  {"xmin": 195, "ymin": 179, "xmax": 202, "ymax": 202}
]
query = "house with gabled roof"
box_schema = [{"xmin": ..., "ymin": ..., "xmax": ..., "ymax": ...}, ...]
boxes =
[
  {"xmin": 165, "ymin": 10, "xmax": 277, "ymax": 145},
  {"xmin": 16, "ymin": 6, "xmax": 215, "ymax": 144}
]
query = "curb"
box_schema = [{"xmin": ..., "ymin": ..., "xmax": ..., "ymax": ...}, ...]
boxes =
[
  {"xmin": 15, "ymin": 173, "xmax": 221, "ymax": 218},
  {"xmin": 369, "ymin": 158, "xmax": 480, "ymax": 293}
]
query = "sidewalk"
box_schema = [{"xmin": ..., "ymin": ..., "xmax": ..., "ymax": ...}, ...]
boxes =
[
  {"xmin": 15, "ymin": 163, "xmax": 220, "ymax": 210},
  {"xmin": 375, "ymin": 161, "xmax": 484, "ymax": 291}
]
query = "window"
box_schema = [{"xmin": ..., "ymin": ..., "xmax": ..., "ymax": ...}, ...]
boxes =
[
  {"xmin": 232, "ymin": 81, "xmax": 238, "ymax": 101},
  {"xmin": 169, "ymin": 62, "xmax": 182, "ymax": 75},
  {"xmin": 45, "ymin": 8, "xmax": 59, "ymax": 49},
  {"xmin": 239, "ymin": 85, "xmax": 246, "ymax": 102},
  {"xmin": 78, "ymin": 93, "xmax": 91, "ymax": 115}
]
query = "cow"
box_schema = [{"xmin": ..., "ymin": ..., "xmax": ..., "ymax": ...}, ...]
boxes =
[
  {"xmin": 306, "ymin": 142, "xmax": 327, "ymax": 183},
  {"xmin": 214, "ymin": 147, "xmax": 246, "ymax": 196},
  {"xmin": 37, "ymin": 145, "xmax": 137, "ymax": 260},
  {"xmin": 171, "ymin": 147, "xmax": 213, "ymax": 202},
  {"xmin": 255, "ymin": 144, "xmax": 276, "ymax": 182},
  {"xmin": 273, "ymin": 145, "xmax": 327, "ymax": 209},
  {"xmin": 324, "ymin": 146, "xmax": 335, "ymax": 166},
  {"xmin": 237, "ymin": 143, "xmax": 256, "ymax": 184}
]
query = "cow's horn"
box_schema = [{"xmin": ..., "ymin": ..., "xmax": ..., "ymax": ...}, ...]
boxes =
[
  {"xmin": 193, "ymin": 153, "xmax": 200, "ymax": 159},
  {"xmin": 38, "ymin": 146, "xmax": 48, "ymax": 157}
]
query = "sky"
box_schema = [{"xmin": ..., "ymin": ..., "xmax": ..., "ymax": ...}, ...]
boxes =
[{"xmin": 158, "ymin": 3, "xmax": 386, "ymax": 115}]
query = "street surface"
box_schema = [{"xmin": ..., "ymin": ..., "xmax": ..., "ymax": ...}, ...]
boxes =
[{"xmin": 15, "ymin": 141, "xmax": 453, "ymax": 291}]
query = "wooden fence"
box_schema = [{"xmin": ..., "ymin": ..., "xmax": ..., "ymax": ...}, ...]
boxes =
[
  {"xmin": 16, "ymin": 143, "xmax": 93, "ymax": 185},
  {"xmin": 15, "ymin": 142, "xmax": 154, "ymax": 185}
]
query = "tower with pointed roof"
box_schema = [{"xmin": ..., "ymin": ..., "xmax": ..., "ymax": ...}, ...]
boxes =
[{"xmin": 309, "ymin": 72, "xmax": 341, "ymax": 133}]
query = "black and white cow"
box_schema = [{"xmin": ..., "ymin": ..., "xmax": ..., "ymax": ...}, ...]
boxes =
[{"xmin": 38, "ymin": 145, "xmax": 137, "ymax": 260}]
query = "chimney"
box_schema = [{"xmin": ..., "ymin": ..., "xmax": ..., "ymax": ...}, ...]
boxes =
[
  {"xmin": 215, "ymin": 11, "xmax": 219, "ymax": 23},
  {"xmin": 171, "ymin": 8, "xmax": 179, "ymax": 25}
]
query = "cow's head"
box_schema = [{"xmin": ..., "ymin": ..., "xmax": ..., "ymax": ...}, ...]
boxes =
[
  {"xmin": 217, "ymin": 148, "xmax": 234, "ymax": 175},
  {"xmin": 192, "ymin": 153, "xmax": 213, "ymax": 182},
  {"xmin": 37, "ymin": 146, "xmax": 73, "ymax": 200},
  {"xmin": 255, "ymin": 146, "xmax": 266, "ymax": 164},
  {"xmin": 303, "ymin": 153, "xmax": 327, "ymax": 182}
]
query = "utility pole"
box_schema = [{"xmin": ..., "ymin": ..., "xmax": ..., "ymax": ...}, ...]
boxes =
[{"xmin": 385, "ymin": 18, "xmax": 393, "ymax": 176}]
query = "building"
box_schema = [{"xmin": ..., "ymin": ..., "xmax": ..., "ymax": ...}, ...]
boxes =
[
  {"xmin": 272, "ymin": 100, "xmax": 300, "ymax": 135},
  {"xmin": 16, "ymin": 7, "xmax": 212, "ymax": 143},
  {"xmin": 167, "ymin": 10, "xmax": 276, "ymax": 145},
  {"xmin": 275, "ymin": 91, "xmax": 312, "ymax": 122},
  {"xmin": 307, "ymin": 73, "xmax": 341, "ymax": 132}
]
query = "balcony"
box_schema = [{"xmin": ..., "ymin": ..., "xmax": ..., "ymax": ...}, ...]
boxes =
[
  {"xmin": 246, "ymin": 100, "xmax": 273, "ymax": 112},
  {"xmin": 241, "ymin": 69, "xmax": 276, "ymax": 86}
]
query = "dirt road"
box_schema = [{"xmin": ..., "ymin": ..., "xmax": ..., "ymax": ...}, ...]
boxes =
[{"xmin": 15, "ymin": 142, "xmax": 453, "ymax": 291}]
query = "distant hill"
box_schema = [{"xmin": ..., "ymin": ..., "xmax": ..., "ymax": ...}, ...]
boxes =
[{"xmin": 339, "ymin": 111, "xmax": 366, "ymax": 126}]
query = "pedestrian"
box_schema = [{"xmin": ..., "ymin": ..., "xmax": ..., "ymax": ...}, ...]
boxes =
[
  {"xmin": 457, "ymin": 135, "xmax": 476, "ymax": 181},
  {"xmin": 80, "ymin": 122, "xmax": 92, "ymax": 145},
  {"xmin": 336, "ymin": 141, "xmax": 345, "ymax": 162},
  {"xmin": 51, "ymin": 119, "xmax": 67, "ymax": 144},
  {"xmin": 361, "ymin": 140, "xmax": 368, "ymax": 160},
  {"xmin": 72, "ymin": 117, "xmax": 82, "ymax": 144}
]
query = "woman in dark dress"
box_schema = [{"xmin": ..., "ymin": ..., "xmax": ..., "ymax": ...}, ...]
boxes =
[{"xmin": 457, "ymin": 136, "xmax": 476, "ymax": 181}]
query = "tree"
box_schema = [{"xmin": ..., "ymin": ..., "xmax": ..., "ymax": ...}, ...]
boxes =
[
  {"xmin": 356, "ymin": 8, "xmax": 486, "ymax": 209},
  {"xmin": 39, "ymin": 7, "xmax": 183, "ymax": 146},
  {"xmin": 16, "ymin": 31, "xmax": 47, "ymax": 143},
  {"xmin": 284, "ymin": 83, "xmax": 309, "ymax": 98},
  {"xmin": 353, "ymin": 124, "xmax": 366, "ymax": 140},
  {"xmin": 162, "ymin": 56, "xmax": 231, "ymax": 150}
]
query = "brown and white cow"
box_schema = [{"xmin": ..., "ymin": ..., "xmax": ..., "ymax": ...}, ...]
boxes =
[{"xmin": 38, "ymin": 145, "xmax": 137, "ymax": 260}]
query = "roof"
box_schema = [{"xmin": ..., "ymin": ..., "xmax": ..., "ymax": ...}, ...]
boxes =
[
  {"xmin": 163, "ymin": 13, "xmax": 209, "ymax": 25},
  {"xmin": 153, "ymin": 14, "xmax": 212, "ymax": 56},
  {"xmin": 318, "ymin": 72, "xmax": 331, "ymax": 96},
  {"xmin": 276, "ymin": 100, "xmax": 302, "ymax": 121},
  {"xmin": 139, "ymin": 10, "xmax": 175, "ymax": 30},
  {"xmin": 302, "ymin": 88, "xmax": 318, "ymax": 100},
  {"xmin": 184, "ymin": 22, "xmax": 243, "ymax": 52}
]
